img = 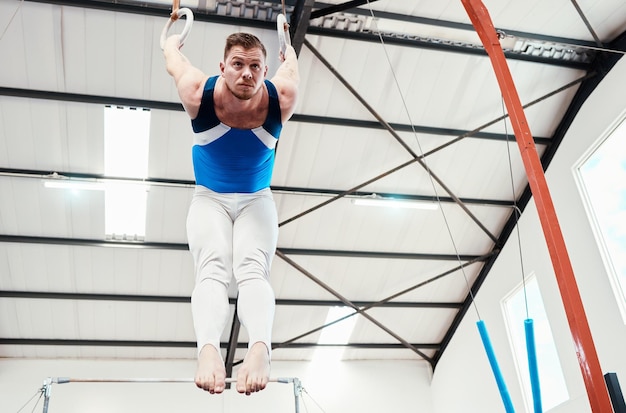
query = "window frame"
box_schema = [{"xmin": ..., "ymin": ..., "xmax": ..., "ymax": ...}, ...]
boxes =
[
  {"xmin": 502, "ymin": 273, "xmax": 570, "ymax": 412},
  {"xmin": 574, "ymin": 111, "xmax": 626, "ymax": 323}
]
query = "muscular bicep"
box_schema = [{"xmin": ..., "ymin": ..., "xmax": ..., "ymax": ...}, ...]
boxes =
[
  {"xmin": 163, "ymin": 38, "xmax": 207, "ymax": 119},
  {"xmin": 274, "ymin": 80, "xmax": 298, "ymax": 124},
  {"xmin": 271, "ymin": 46, "xmax": 300, "ymax": 124},
  {"xmin": 174, "ymin": 68, "xmax": 207, "ymax": 119}
]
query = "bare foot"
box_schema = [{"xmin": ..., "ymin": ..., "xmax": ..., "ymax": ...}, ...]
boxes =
[
  {"xmin": 236, "ymin": 342, "xmax": 271, "ymax": 395},
  {"xmin": 195, "ymin": 344, "xmax": 227, "ymax": 394}
]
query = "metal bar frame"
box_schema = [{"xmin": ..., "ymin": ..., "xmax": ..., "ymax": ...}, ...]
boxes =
[{"xmin": 40, "ymin": 376, "xmax": 303, "ymax": 413}]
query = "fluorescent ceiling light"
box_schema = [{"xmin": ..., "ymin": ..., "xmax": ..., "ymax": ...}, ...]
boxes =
[
  {"xmin": 43, "ymin": 180, "xmax": 105, "ymax": 191},
  {"xmin": 352, "ymin": 195, "xmax": 438, "ymax": 210}
]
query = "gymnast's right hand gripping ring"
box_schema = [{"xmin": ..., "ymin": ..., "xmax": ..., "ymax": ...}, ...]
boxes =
[{"xmin": 160, "ymin": 7, "xmax": 194, "ymax": 50}]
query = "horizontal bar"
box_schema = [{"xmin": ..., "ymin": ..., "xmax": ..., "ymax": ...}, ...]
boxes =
[{"xmin": 51, "ymin": 377, "xmax": 295, "ymax": 384}]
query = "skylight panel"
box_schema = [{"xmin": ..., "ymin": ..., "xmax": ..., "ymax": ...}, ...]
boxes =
[
  {"xmin": 312, "ymin": 306, "xmax": 358, "ymax": 364},
  {"xmin": 104, "ymin": 106, "xmax": 150, "ymax": 178},
  {"xmin": 103, "ymin": 105, "xmax": 151, "ymax": 241}
]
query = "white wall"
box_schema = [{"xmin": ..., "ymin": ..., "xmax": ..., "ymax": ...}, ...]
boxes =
[
  {"xmin": 431, "ymin": 54, "xmax": 626, "ymax": 412},
  {"xmin": 1, "ymin": 358, "xmax": 434, "ymax": 413}
]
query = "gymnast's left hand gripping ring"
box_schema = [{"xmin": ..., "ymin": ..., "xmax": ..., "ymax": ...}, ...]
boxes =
[
  {"xmin": 277, "ymin": 13, "xmax": 291, "ymax": 59},
  {"xmin": 160, "ymin": 8, "xmax": 194, "ymax": 50}
]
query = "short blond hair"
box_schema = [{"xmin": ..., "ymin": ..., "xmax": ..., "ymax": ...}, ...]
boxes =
[{"xmin": 224, "ymin": 32, "xmax": 267, "ymax": 60}]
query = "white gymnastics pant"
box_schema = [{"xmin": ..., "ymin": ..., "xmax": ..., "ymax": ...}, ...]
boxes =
[{"xmin": 186, "ymin": 186, "xmax": 278, "ymax": 358}]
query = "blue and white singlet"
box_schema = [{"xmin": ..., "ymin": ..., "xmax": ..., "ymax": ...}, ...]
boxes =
[{"xmin": 190, "ymin": 75, "xmax": 282, "ymax": 193}]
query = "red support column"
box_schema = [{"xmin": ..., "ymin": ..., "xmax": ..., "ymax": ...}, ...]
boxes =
[{"xmin": 460, "ymin": 1, "xmax": 613, "ymax": 411}]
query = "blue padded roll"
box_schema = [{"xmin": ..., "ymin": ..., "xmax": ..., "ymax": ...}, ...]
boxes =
[
  {"xmin": 477, "ymin": 320, "xmax": 516, "ymax": 413},
  {"xmin": 525, "ymin": 319, "xmax": 543, "ymax": 413}
]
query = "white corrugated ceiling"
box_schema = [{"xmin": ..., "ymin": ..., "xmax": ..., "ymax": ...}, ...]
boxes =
[{"xmin": 1, "ymin": 0, "xmax": 625, "ymax": 371}]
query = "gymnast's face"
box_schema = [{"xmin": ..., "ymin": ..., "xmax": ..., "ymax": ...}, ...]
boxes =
[{"xmin": 220, "ymin": 46, "xmax": 268, "ymax": 100}]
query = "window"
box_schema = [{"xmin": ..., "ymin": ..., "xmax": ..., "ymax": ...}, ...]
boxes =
[
  {"xmin": 503, "ymin": 275, "xmax": 569, "ymax": 411},
  {"xmin": 577, "ymin": 116, "xmax": 626, "ymax": 321}
]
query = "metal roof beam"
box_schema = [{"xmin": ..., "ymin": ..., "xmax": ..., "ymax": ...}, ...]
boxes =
[
  {"xmin": 277, "ymin": 250, "xmax": 434, "ymax": 364},
  {"xmin": 22, "ymin": 0, "xmax": 592, "ymax": 68},
  {"xmin": 0, "ymin": 290, "xmax": 462, "ymax": 308},
  {"xmin": 289, "ymin": 0, "xmax": 315, "ymax": 55},
  {"xmin": 0, "ymin": 87, "xmax": 551, "ymax": 145},
  {"xmin": 0, "ymin": 338, "xmax": 439, "ymax": 350},
  {"xmin": 310, "ymin": 0, "xmax": 377, "ymax": 19},
  {"xmin": 0, "ymin": 166, "xmax": 516, "ymax": 207},
  {"xmin": 0, "ymin": 234, "xmax": 483, "ymax": 261}
]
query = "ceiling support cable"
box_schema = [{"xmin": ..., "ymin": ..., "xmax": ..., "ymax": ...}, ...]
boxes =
[
  {"xmin": 273, "ymin": 251, "xmax": 496, "ymax": 353},
  {"xmin": 277, "ymin": 250, "xmax": 438, "ymax": 365},
  {"xmin": 302, "ymin": 38, "xmax": 499, "ymax": 243}
]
